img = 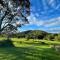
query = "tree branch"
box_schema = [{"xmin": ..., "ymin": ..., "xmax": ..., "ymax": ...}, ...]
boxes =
[{"xmin": 0, "ymin": 11, "xmax": 8, "ymax": 32}]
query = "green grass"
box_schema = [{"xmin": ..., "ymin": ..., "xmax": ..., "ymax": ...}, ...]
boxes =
[{"xmin": 0, "ymin": 38, "xmax": 60, "ymax": 60}]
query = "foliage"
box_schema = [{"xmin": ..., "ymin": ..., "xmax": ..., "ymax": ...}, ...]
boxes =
[
  {"xmin": 0, "ymin": 0, "xmax": 30, "ymax": 34},
  {"xmin": 44, "ymin": 34, "xmax": 55, "ymax": 41},
  {"xmin": 24, "ymin": 30, "xmax": 47, "ymax": 39},
  {"xmin": 0, "ymin": 30, "xmax": 60, "ymax": 41},
  {"xmin": 54, "ymin": 34, "xmax": 60, "ymax": 41}
]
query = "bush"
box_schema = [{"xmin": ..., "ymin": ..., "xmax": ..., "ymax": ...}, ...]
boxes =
[
  {"xmin": 54, "ymin": 35, "xmax": 60, "ymax": 41},
  {"xmin": 44, "ymin": 34, "xmax": 55, "ymax": 41}
]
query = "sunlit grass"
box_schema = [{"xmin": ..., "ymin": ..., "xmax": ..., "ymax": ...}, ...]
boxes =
[
  {"xmin": 0, "ymin": 37, "xmax": 7, "ymax": 41},
  {"xmin": 11, "ymin": 38, "xmax": 60, "ymax": 47},
  {"xmin": 0, "ymin": 38, "xmax": 60, "ymax": 60}
]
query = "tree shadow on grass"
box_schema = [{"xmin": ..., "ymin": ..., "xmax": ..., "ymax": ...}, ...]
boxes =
[
  {"xmin": 0, "ymin": 39, "xmax": 14, "ymax": 47},
  {"xmin": 0, "ymin": 47, "xmax": 60, "ymax": 60}
]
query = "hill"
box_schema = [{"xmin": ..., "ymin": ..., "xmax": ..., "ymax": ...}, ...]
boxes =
[
  {"xmin": 0, "ymin": 30, "xmax": 60, "ymax": 41},
  {"xmin": 15, "ymin": 30, "xmax": 60, "ymax": 41},
  {"xmin": 14, "ymin": 30, "xmax": 49, "ymax": 39}
]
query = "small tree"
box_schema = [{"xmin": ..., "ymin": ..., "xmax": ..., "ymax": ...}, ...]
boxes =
[{"xmin": 54, "ymin": 34, "xmax": 60, "ymax": 41}]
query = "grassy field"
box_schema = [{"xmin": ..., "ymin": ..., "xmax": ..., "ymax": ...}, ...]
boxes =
[{"xmin": 0, "ymin": 38, "xmax": 60, "ymax": 60}]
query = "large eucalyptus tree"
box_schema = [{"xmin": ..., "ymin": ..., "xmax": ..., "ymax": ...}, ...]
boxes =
[{"xmin": 0, "ymin": 0, "xmax": 30, "ymax": 34}]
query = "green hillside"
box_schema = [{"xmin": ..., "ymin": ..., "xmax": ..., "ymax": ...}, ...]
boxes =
[{"xmin": 3, "ymin": 30, "xmax": 59, "ymax": 41}]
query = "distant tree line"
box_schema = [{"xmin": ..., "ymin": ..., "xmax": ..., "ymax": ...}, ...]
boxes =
[{"xmin": 0, "ymin": 30, "xmax": 60, "ymax": 41}]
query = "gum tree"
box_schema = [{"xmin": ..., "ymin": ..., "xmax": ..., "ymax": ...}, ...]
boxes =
[{"xmin": 0, "ymin": 0, "xmax": 30, "ymax": 38}]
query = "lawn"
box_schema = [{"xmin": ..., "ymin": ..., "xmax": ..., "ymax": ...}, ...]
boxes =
[{"xmin": 0, "ymin": 38, "xmax": 60, "ymax": 60}]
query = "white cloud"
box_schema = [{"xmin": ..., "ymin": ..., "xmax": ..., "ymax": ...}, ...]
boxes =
[
  {"xmin": 46, "ymin": 27, "xmax": 60, "ymax": 33},
  {"xmin": 43, "ymin": 17, "xmax": 60, "ymax": 27},
  {"xmin": 27, "ymin": 14, "xmax": 44, "ymax": 26},
  {"xmin": 27, "ymin": 14, "xmax": 60, "ymax": 28}
]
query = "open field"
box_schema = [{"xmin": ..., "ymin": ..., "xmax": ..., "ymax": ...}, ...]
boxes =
[{"xmin": 0, "ymin": 38, "xmax": 60, "ymax": 60}]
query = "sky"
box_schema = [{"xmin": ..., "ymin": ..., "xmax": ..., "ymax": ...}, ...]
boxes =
[{"xmin": 18, "ymin": 0, "xmax": 60, "ymax": 33}]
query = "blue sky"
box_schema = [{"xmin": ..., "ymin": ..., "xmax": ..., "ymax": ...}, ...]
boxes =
[{"xmin": 18, "ymin": 0, "xmax": 60, "ymax": 33}]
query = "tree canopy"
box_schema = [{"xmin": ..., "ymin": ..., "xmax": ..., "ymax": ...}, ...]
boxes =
[{"xmin": 0, "ymin": 0, "xmax": 30, "ymax": 34}]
